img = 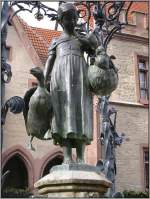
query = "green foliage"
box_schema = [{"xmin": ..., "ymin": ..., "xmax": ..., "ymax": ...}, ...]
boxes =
[
  {"xmin": 1, "ymin": 187, "xmax": 32, "ymax": 198},
  {"xmin": 123, "ymin": 190, "xmax": 149, "ymax": 198}
]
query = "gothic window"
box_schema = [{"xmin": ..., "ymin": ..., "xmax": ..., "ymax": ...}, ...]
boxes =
[
  {"xmin": 144, "ymin": 149, "xmax": 149, "ymax": 191},
  {"xmin": 2, "ymin": 155, "xmax": 28, "ymax": 190},
  {"xmin": 137, "ymin": 57, "xmax": 149, "ymax": 104},
  {"xmin": 42, "ymin": 155, "xmax": 63, "ymax": 177}
]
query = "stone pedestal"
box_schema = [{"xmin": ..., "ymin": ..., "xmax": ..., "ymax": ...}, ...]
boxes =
[{"xmin": 34, "ymin": 164, "xmax": 112, "ymax": 198}]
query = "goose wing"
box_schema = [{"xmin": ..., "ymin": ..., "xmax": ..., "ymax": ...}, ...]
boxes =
[{"xmin": 23, "ymin": 87, "xmax": 37, "ymax": 128}]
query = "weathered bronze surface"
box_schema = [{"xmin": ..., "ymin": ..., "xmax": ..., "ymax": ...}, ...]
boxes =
[
  {"xmin": 23, "ymin": 67, "xmax": 53, "ymax": 150},
  {"xmin": 43, "ymin": 3, "xmax": 118, "ymax": 164},
  {"xmin": 88, "ymin": 46, "xmax": 118, "ymax": 96}
]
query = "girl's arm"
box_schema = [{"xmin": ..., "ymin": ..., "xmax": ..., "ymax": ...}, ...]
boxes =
[
  {"xmin": 44, "ymin": 38, "xmax": 57, "ymax": 83},
  {"xmin": 44, "ymin": 54, "xmax": 55, "ymax": 84}
]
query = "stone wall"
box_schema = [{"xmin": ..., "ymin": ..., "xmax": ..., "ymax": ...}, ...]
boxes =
[
  {"xmin": 105, "ymin": 22, "xmax": 148, "ymax": 192},
  {"xmin": 107, "ymin": 37, "xmax": 148, "ymax": 104},
  {"xmin": 108, "ymin": 103, "xmax": 148, "ymax": 192}
]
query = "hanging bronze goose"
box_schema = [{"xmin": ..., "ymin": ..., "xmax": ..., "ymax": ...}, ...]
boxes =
[
  {"xmin": 23, "ymin": 67, "xmax": 53, "ymax": 150},
  {"xmin": 88, "ymin": 46, "xmax": 118, "ymax": 96}
]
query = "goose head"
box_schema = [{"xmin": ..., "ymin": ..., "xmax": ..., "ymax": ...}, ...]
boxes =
[{"xmin": 30, "ymin": 67, "xmax": 44, "ymax": 82}]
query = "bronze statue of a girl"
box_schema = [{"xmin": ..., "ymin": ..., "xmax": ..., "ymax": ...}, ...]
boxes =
[
  {"xmin": 44, "ymin": 3, "xmax": 118, "ymax": 164},
  {"xmin": 44, "ymin": 3, "xmax": 98, "ymax": 164}
]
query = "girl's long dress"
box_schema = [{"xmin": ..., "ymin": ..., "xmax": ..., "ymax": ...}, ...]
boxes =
[{"xmin": 49, "ymin": 35, "xmax": 93, "ymax": 145}]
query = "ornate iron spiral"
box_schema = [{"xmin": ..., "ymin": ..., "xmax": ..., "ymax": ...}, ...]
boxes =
[{"xmin": 1, "ymin": 96, "xmax": 25, "ymax": 125}]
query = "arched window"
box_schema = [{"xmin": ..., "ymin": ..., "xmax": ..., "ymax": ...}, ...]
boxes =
[
  {"xmin": 42, "ymin": 155, "xmax": 63, "ymax": 177},
  {"xmin": 2, "ymin": 154, "xmax": 28, "ymax": 189}
]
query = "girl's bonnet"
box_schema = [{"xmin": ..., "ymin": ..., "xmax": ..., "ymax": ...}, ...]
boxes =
[{"xmin": 57, "ymin": 3, "xmax": 78, "ymax": 22}]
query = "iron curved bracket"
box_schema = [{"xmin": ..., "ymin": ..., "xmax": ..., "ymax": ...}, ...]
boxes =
[
  {"xmin": 9, "ymin": 1, "xmax": 58, "ymax": 22},
  {"xmin": 1, "ymin": 96, "xmax": 25, "ymax": 125}
]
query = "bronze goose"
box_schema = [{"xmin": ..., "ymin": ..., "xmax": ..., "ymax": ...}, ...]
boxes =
[{"xmin": 23, "ymin": 67, "xmax": 53, "ymax": 150}]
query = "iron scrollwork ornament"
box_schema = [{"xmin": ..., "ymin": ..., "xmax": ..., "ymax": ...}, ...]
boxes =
[
  {"xmin": 94, "ymin": 1, "xmax": 132, "ymax": 50},
  {"xmin": 1, "ymin": 96, "xmax": 25, "ymax": 125},
  {"xmin": 75, "ymin": 1, "xmax": 133, "ymax": 50},
  {"xmin": 97, "ymin": 96, "xmax": 125, "ymax": 197},
  {"xmin": 1, "ymin": 1, "xmax": 12, "ymax": 83},
  {"xmin": 9, "ymin": 1, "xmax": 58, "ymax": 21}
]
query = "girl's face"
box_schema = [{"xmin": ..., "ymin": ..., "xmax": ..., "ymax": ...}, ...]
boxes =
[{"xmin": 61, "ymin": 11, "xmax": 77, "ymax": 33}]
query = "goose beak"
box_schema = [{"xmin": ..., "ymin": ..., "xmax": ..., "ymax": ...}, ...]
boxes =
[
  {"xmin": 30, "ymin": 67, "xmax": 40, "ymax": 75},
  {"xmin": 30, "ymin": 67, "xmax": 43, "ymax": 78}
]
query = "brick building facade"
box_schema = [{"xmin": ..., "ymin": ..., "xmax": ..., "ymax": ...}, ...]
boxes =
[{"xmin": 2, "ymin": 2, "xmax": 149, "ymax": 194}]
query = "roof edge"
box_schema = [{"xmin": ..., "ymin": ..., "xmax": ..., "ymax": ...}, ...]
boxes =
[{"xmin": 10, "ymin": 10, "xmax": 44, "ymax": 67}]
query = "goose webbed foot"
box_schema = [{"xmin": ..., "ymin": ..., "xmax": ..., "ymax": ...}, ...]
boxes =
[
  {"xmin": 27, "ymin": 136, "xmax": 35, "ymax": 151},
  {"xmin": 44, "ymin": 129, "xmax": 52, "ymax": 140}
]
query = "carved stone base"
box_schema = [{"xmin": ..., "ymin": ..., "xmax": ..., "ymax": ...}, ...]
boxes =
[{"xmin": 34, "ymin": 164, "xmax": 112, "ymax": 198}]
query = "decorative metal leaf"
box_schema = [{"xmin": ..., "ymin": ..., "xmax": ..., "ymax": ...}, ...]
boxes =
[{"xmin": 1, "ymin": 96, "xmax": 25, "ymax": 125}]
